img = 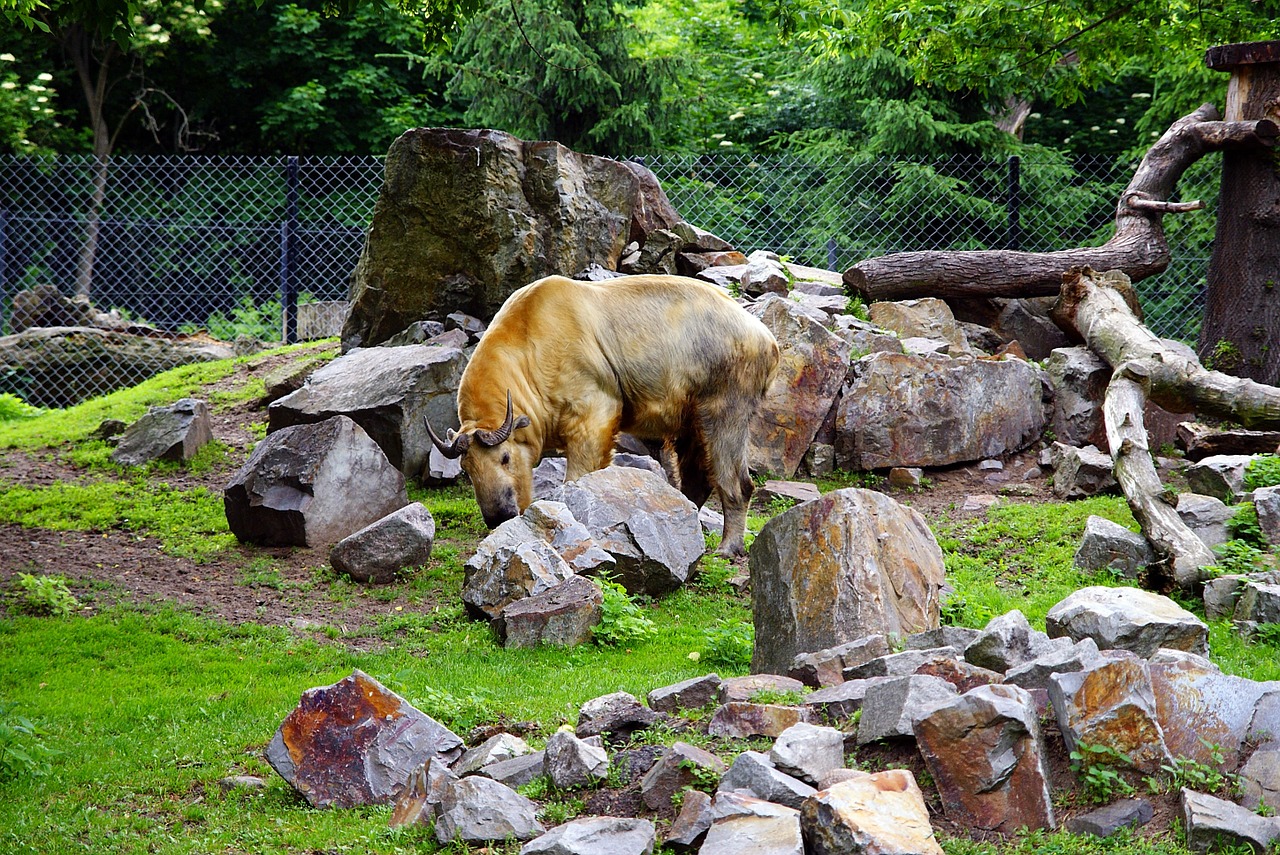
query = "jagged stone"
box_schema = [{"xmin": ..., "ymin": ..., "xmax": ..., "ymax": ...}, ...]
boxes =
[
  {"xmin": 648, "ymin": 674, "xmax": 723, "ymax": 713},
  {"xmin": 544, "ymin": 730, "xmax": 608, "ymax": 789},
  {"xmin": 856, "ymin": 675, "xmax": 958, "ymax": 744},
  {"xmin": 718, "ymin": 674, "xmax": 807, "ymax": 704},
  {"xmin": 640, "ymin": 742, "xmax": 726, "ymax": 810},
  {"xmin": 1185, "ymin": 454, "xmax": 1256, "ymax": 503},
  {"xmin": 557, "ymin": 467, "xmax": 702, "ymax": 596},
  {"xmin": 718, "ymin": 750, "xmax": 817, "ymax": 810},
  {"xmin": 1181, "ymin": 788, "xmax": 1280, "ymax": 853},
  {"xmin": 758, "ymin": 479, "xmax": 822, "ymax": 506},
  {"xmin": 741, "ymin": 251, "xmax": 790, "ymax": 298},
  {"xmin": 868, "ymin": 298, "xmax": 971, "ymax": 355},
  {"xmin": 1073, "ymin": 515, "xmax": 1153, "ymax": 579},
  {"xmin": 576, "ymin": 691, "xmax": 660, "ymax": 744},
  {"xmin": 266, "ymin": 670, "xmax": 463, "ymax": 809},
  {"xmin": 1050, "ymin": 443, "xmax": 1117, "ymax": 499},
  {"xmin": 1148, "ymin": 649, "xmax": 1275, "ymax": 770},
  {"xmin": 904, "ymin": 626, "xmax": 983, "ymax": 651},
  {"xmin": 842, "ymin": 647, "xmax": 999, "ymax": 693},
  {"xmin": 434, "ymin": 775, "xmax": 544, "ymax": 844},
  {"xmin": 462, "ymin": 533, "xmax": 574, "ymax": 621},
  {"xmin": 788, "ymin": 636, "xmax": 891, "ymax": 688},
  {"xmin": 800, "ymin": 769, "xmax": 944, "ymax": 855},
  {"xmin": 1049, "ymin": 652, "xmax": 1172, "ymax": 774},
  {"xmin": 746, "ymin": 295, "xmax": 851, "ymax": 478},
  {"xmin": 343, "ymin": 129, "xmax": 675, "ymax": 347},
  {"xmin": 495, "ymin": 574, "xmax": 603, "ymax": 649},
  {"xmin": 477, "ymin": 751, "xmax": 545, "ymax": 788},
  {"xmin": 887, "ymin": 467, "xmax": 924, "ymax": 488},
  {"xmin": 1256, "ymin": 486, "xmax": 1280, "ymax": 546},
  {"xmin": 522, "ymin": 817, "xmax": 656, "ymax": 855},
  {"xmin": 913, "ymin": 684, "xmax": 1055, "ymax": 832},
  {"xmin": 708, "ymin": 702, "xmax": 817, "ymax": 739},
  {"xmin": 224, "ymin": 416, "xmax": 409, "ymax": 548},
  {"xmin": 769, "ymin": 722, "xmax": 846, "ymax": 786},
  {"xmin": 837, "ymin": 352, "xmax": 1045, "ymax": 470},
  {"xmin": 1046, "ymin": 586, "xmax": 1208, "ymax": 658},
  {"xmin": 1045, "ymin": 346, "xmax": 1110, "ymax": 449},
  {"xmin": 453, "ymin": 733, "xmax": 532, "ymax": 777},
  {"xmin": 750, "ymin": 488, "xmax": 945, "ymax": 675},
  {"xmin": 1004, "ymin": 638, "xmax": 1103, "ymax": 692},
  {"xmin": 965, "ymin": 609, "xmax": 1069, "ymax": 673},
  {"xmin": 701, "ymin": 792, "xmax": 804, "ymax": 855},
  {"xmin": 389, "ymin": 757, "xmax": 457, "ymax": 828},
  {"xmin": 1236, "ymin": 581, "xmax": 1280, "ymax": 624},
  {"xmin": 1177, "ymin": 493, "xmax": 1236, "ymax": 552},
  {"xmin": 664, "ymin": 788, "xmax": 713, "ymax": 850},
  {"xmin": 110, "ymin": 397, "xmax": 213, "ymax": 466},
  {"xmin": 1239, "ymin": 742, "xmax": 1280, "ymax": 813},
  {"xmin": 801, "ymin": 678, "xmax": 897, "ymax": 724},
  {"xmin": 268, "ymin": 344, "xmax": 467, "ymax": 479},
  {"xmin": 329, "ymin": 502, "xmax": 435, "ymax": 584},
  {"xmin": 1064, "ymin": 799, "xmax": 1154, "ymax": 837}
]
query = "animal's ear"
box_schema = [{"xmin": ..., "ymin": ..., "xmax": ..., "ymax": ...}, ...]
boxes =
[{"xmin": 514, "ymin": 415, "xmax": 531, "ymax": 430}]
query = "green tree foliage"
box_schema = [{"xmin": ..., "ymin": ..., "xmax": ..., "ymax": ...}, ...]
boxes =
[{"xmin": 421, "ymin": 0, "xmax": 680, "ymax": 154}]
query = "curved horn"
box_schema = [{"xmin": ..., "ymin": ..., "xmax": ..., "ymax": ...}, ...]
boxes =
[
  {"xmin": 475, "ymin": 391, "xmax": 530, "ymax": 447},
  {"xmin": 426, "ymin": 418, "xmax": 471, "ymax": 459}
]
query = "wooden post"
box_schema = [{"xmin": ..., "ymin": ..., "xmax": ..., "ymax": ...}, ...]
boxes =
[{"xmin": 1199, "ymin": 41, "xmax": 1280, "ymax": 385}]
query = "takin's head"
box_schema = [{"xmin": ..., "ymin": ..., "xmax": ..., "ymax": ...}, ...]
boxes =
[{"xmin": 427, "ymin": 391, "xmax": 535, "ymax": 529}]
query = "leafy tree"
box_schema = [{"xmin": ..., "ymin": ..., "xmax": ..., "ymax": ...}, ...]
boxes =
[
  {"xmin": 419, "ymin": 0, "xmax": 680, "ymax": 154},
  {"xmin": 0, "ymin": 47, "xmax": 78, "ymax": 154}
]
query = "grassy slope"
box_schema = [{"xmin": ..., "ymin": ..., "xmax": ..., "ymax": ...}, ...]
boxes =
[{"xmin": 2, "ymin": 354, "xmax": 1279, "ymax": 853}]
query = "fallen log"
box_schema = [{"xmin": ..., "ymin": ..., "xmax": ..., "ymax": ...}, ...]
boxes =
[
  {"xmin": 1175, "ymin": 422, "xmax": 1280, "ymax": 461},
  {"xmin": 1053, "ymin": 268, "xmax": 1280, "ymax": 587},
  {"xmin": 845, "ymin": 104, "xmax": 1279, "ymax": 302}
]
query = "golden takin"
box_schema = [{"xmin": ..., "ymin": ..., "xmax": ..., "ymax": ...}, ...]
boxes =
[{"xmin": 428, "ymin": 274, "xmax": 779, "ymax": 558}]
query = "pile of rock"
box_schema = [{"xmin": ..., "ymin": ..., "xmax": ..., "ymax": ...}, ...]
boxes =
[{"xmin": 258, "ymin": 586, "xmax": 1280, "ymax": 853}]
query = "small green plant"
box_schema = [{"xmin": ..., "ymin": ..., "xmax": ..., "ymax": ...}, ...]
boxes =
[
  {"xmin": 1151, "ymin": 742, "xmax": 1237, "ymax": 796},
  {"xmin": 594, "ymin": 576, "xmax": 657, "ymax": 647},
  {"xmin": 845, "ymin": 295, "xmax": 870, "ymax": 321},
  {"xmin": 748, "ymin": 688, "xmax": 807, "ymax": 706},
  {"xmin": 1253, "ymin": 623, "xmax": 1280, "ymax": 647},
  {"xmin": 0, "ymin": 700, "xmax": 58, "ymax": 782},
  {"xmin": 0, "ymin": 392, "xmax": 41, "ymax": 421},
  {"xmin": 1228, "ymin": 503, "xmax": 1266, "ymax": 548},
  {"xmin": 12, "ymin": 572, "xmax": 80, "ymax": 617},
  {"xmin": 1204, "ymin": 539, "xmax": 1268, "ymax": 577},
  {"xmin": 678, "ymin": 757, "xmax": 722, "ymax": 793},
  {"xmin": 1245, "ymin": 455, "xmax": 1280, "ymax": 491},
  {"xmin": 1207, "ymin": 339, "xmax": 1243, "ymax": 372},
  {"xmin": 700, "ymin": 619, "xmax": 753, "ymax": 669},
  {"xmin": 539, "ymin": 795, "xmax": 585, "ymax": 824},
  {"xmin": 1069, "ymin": 742, "xmax": 1135, "ymax": 804}
]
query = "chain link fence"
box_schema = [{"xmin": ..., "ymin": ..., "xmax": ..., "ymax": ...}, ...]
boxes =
[{"xmin": 0, "ymin": 152, "xmax": 1215, "ymax": 407}]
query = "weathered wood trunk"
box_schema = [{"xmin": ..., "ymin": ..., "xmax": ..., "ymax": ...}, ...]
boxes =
[
  {"xmin": 1053, "ymin": 268, "xmax": 1280, "ymax": 587},
  {"xmin": 1198, "ymin": 41, "xmax": 1280, "ymax": 386},
  {"xmin": 846, "ymin": 105, "xmax": 1278, "ymax": 302}
]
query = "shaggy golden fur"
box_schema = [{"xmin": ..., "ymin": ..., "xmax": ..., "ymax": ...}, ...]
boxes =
[{"xmin": 445, "ymin": 274, "xmax": 779, "ymax": 557}]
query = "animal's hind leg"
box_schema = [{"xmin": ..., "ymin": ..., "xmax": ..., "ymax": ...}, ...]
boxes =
[{"xmin": 697, "ymin": 401, "xmax": 756, "ymax": 559}]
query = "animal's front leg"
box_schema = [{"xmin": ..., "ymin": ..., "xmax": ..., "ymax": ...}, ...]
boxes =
[{"xmin": 562, "ymin": 402, "xmax": 621, "ymax": 482}]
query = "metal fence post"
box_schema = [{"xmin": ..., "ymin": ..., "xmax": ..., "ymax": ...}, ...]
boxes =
[
  {"xmin": 0, "ymin": 208, "xmax": 7, "ymax": 335},
  {"xmin": 1006, "ymin": 155, "xmax": 1023, "ymax": 251},
  {"xmin": 827, "ymin": 237, "xmax": 838, "ymax": 272},
  {"xmin": 280, "ymin": 156, "xmax": 299, "ymax": 344}
]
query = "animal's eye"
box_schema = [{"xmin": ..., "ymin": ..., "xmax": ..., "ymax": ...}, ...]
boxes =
[{"xmin": 501, "ymin": 452, "xmax": 511, "ymax": 466}]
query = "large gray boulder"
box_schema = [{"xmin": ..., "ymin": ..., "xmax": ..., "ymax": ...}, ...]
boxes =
[
  {"xmin": 329, "ymin": 502, "xmax": 435, "ymax": 584},
  {"xmin": 110, "ymin": 397, "xmax": 213, "ymax": 467},
  {"xmin": 433, "ymin": 775, "xmax": 544, "ymax": 844},
  {"xmin": 1181, "ymin": 788, "xmax": 1280, "ymax": 853},
  {"xmin": 1046, "ymin": 586, "xmax": 1209, "ymax": 658},
  {"xmin": 343, "ymin": 128, "xmax": 678, "ymax": 348},
  {"xmin": 266, "ymin": 670, "xmax": 462, "ymax": 809},
  {"xmin": 750, "ymin": 488, "xmax": 945, "ymax": 675},
  {"xmin": 1185, "ymin": 454, "xmax": 1256, "ymax": 502},
  {"xmin": 494, "ymin": 574, "xmax": 604, "ymax": 649},
  {"xmin": 521, "ymin": 817, "xmax": 656, "ymax": 855},
  {"xmin": 557, "ymin": 467, "xmax": 703, "ymax": 596},
  {"xmin": 267, "ymin": 344, "xmax": 466, "ymax": 479},
  {"xmin": 224, "ymin": 416, "xmax": 408, "ymax": 548},
  {"xmin": 1073, "ymin": 515, "xmax": 1153, "ymax": 579},
  {"xmin": 746, "ymin": 295, "xmax": 851, "ymax": 478},
  {"xmin": 836, "ymin": 352, "xmax": 1046, "ymax": 469}
]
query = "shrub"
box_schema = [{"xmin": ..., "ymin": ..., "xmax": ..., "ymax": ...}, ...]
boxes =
[
  {"xmin": 700, "ymin": 619, "xmax": 753, "ymax": 669},
  {"xmin": 12, "ymin": 573, "xmax": 80, "ymax": 617},
  {"xmin": 1245, "ymin": 455, "xmax": 1280, "ymax": 491},
  {"xmin": 594, "ymin": 577, "xmax": 657, "ymax": 647},
  {"xmin": 0, "ymin": 700, "xmax": 57, "ymax": 782}
]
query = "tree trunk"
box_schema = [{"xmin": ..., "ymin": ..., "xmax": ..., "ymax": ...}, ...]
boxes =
[
  {"xmin": 62, "ymin": 23, "xmax": 116, "ymax": 299},
  {"xmin": 1198, "ymin": 41, "xmax": 1280, "ymax": 386},
  {"xmin": 845, "ymin": 104, "xmax": 1278, "ymax": 302},
  {"xmin": 1053, "ymin": 267, "xmax": 1280, "ymax": 587}
]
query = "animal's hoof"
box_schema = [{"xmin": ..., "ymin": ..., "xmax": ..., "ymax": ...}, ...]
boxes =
[{"xmin": 715, "ymin": 543, "xmax": 747, "ymax": 561}]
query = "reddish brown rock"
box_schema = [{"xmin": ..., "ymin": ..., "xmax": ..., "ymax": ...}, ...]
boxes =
[
  {"xmin": 708, "ymin": 702, "xmax": 817, "ymax": 739},
  {"xmin": 266, "ymin": 670, "xmax": 463, "ymax": 808},
  {"xmin": 914, "ymin": 685, "xmax": 1055, "ymax": 832}
]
